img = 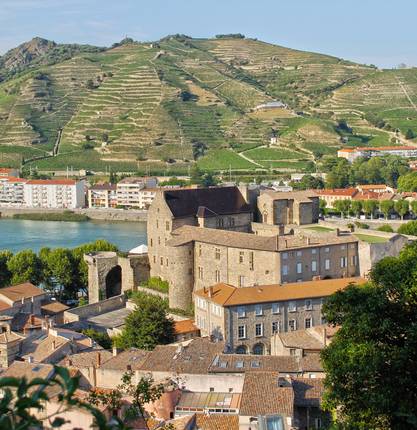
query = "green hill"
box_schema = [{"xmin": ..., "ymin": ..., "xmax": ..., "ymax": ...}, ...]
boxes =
[{"xmin": 0, "ymin": 35, "xmax": 415, "ymax": 174}]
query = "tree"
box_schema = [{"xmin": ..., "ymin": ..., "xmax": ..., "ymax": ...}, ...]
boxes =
[
  {"xmin": 319, "ymin": 198, "xmax": 327, "ymax": 215},
  {"xmin": 7, "ymin": 250, "xmax": 42, "ymax": 285},
  {"xmin": 333, "ymin": 199, "xmax": 351, "ymax": 218},
  {"xmin": 113, "ymin": 292, "xmax": 174, "ymax": 350},
  {"xmin": 321, "ymin": 243, "xmax": 417, "ymax": 428},
  {"xmin": 291, "ymin": 175, "xmax": 324, "ymax": 190},
  {"xmin": 394, "ymin": 199, "xmax": 409, "ymax": 220},
  {"xmin": 43, "ymin": 248, "xmax": 77, "ymax": 298},
  {"xmin": 398, "ymin": 171, "xmax": 417, "ymax": 192},
  {"xmin": 406, "ymin": 128, "xmax": 415, "ymax": 140},
  {"xmin": 0, "ymin": 250, "xmax": 13, "ymax": 288},
  {"xmin": 350, "ymin": 200, "xmax": 362, "ymax": 218},
  {"xmin": 398, "ymin": 220, "xmax": 417, "ymax": 235},
  {"xmin": 189, "ymin": 165, "xmax": 203, "ymax": 185},
  {"xmin": 362, "ymin": 199, "xmax": 378, "ymax": 219},
  {"xmin": 82, "ymin": 329, "xmax": 112, "ymax": 349},
  {"xmin": 379, "ymin": 200, "xmax": 394, "ymax": 220},
  {"xmin": 411, "ymin": 200, "xmax": 417, "ymax": 216},
  {"xmin": 0, "ymin": 365, "xmax": 126, "ymax": 429}
]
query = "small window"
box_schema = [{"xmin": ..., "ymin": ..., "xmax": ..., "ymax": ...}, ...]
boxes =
[
  {"xmin": 238, "ymin": 275, "xmax": 245, "ymax": 287},
  {"xmin": 311, "ymin": 248, "xmax": 317, "ymax": 254},
  {"xmin": 165, "ymin": 221, "xmax": 170, "ymax": 231},
  {"xmin": 282, "ymin": 265, "xmax": 289, "ymax": 276},
  {"xmin": 282, "ymin": 252, "xmax": 288, "ymax": 260},
  {"xmin": 289, "ymin": 319, "xmax": 297, "ymax": 331},
  {"xmin": 238, "ymin": 325, "xmax": 246, "ymax": 339},
  {"xmin": 296, "ymin": 250, "xmax": 302, "ymax": 257},
  {"xmin": 296, "ymin": 262, "xmax": 302, "ymax": 274},
  {"xmin": 325, "ymin": 259, "xmax": 330, "ymax": 270},
  {"xmin": 351, "ymin": 255, "xmax": 357, "ymax": 266},
  {"xmin": 156, "ymin": 220, "xmax": 159, "ymax": 228},
  {"xmin": 165, "ymin": 258, "xmax": 168, "ymax": 267},
  {"xmin": 150, "ymin": 238, "xmax": 153, "ymax": 247},
  {"xmin": 289, "ymin": 301, "xmax": 297, "ymax": 312},
  {"xmin": 198, "ymin": 267, "xmax": 204, "ymax": 280},
  {"xmin": 305, "ymin": 317, "xmax": 312, "ymax": 329},
  {"xmin": 305, "ymin": 299, "xmax": 312, "ymax": 310},
  {"xmin": 255, "ymin": 304, "xmax": 263, "ymax": 316},
  {"xmin": 341, "ymin": 245, "xmax": 346, "ymax": 250},
  {"xmin": 215, "ymin": 270, "xmax": 220, "ymax": 283},
  {"xmin": 237, "ymin": 306, "xmax": 246, "ymax": 318},
  {"xmin": 215, "ymin": 248, "xmax": 221, "ymax": 260},
  {"xmin": 311, "ymin": 260, "xmax": 317, "ymax": 272},
  {"xmin": 325, "ymin": 247, "xmax": 330, "ymax": 253},
  {"xmin": 249, "ymin": 252, "xmax": 254, "ymax": 271},
  {"xmin": 251, "ymin": 360, "xmax": 260, "ymax": 368},
  {"xmin": 272, "ymin": 321, "xmax": 280, "ymax": 334},
  {"xmin": 236, "ymin": 361, "xmax": 244, "ymax": 368},
  {"xmin": 160, "ymin": 257, "xmax": 163, "ymax": 266},
  {"xmin": 158, "ymin": 236, "xmax": 161, "ymax": 245},
  {"xmin": 272, "ymin": 303, "xmax": 280, "ymax": 314},
  {"xmin": 239, "ymin": 251, "xmax": 244, "ymax": 263},
  {"xmin": 340, "ymin": 257, "xmax": 347, "ymax": 268},
  {"xmin": 198, "ymin": 245, "xmax": 202, "ymax": 257},
  {"xmin": 255, "ymin": 323, "xmax": 263, "ymax": 337}
]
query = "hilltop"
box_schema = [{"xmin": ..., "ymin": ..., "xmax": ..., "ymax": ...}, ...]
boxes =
[{"xmin": 0, "ymin": 34, "xmax": 415, "ymax": 174}]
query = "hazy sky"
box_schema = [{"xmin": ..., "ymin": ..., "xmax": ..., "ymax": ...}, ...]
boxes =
[{"xmin": 1, "ymin": 0, "xmax": 416, "ymax": 68}]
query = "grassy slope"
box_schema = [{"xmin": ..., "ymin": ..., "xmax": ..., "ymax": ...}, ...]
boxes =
[{"xmin": 0, "ymin": 37, "xmax": 415, "ymax": 172}]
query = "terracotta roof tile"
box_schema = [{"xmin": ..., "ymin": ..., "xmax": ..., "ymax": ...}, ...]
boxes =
[
  {"xmin": 240, "ymin": 372, "xmax": 294, "ymax": 417},
  {"xmin": 59, "ymin": 350, "xmax": 113, "ymax": 368},
  {"xmin": 195, "ymin": 414, "xmax": 239, "ymax": 430},
  {"xmin": 41, "ymin": 302, "xmax": 69, "ymax": 313},
  {"xmin": 0, "ymin": 283, "xmax": 45, "ymax": 302},
  {"xmin": 173, "ymin": 319, "xmax": 199, "ymax": 335},
  {"xmin": 195, "ymin": 277, "xmax": 367, "ymax": 307},
  {"xmin": 99, "ymin": 348, "xmax": 149, "ymax": 370},
  {"xmin": 26, "ymin": 179, "xmax": 77, "ymax": 185},
  {"xmin": 315, "ymin": 188, "xmax": 358, "ymax": 197}
]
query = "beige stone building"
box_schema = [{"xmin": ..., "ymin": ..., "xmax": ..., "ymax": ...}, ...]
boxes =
[
  {"xmin": 194, "ymin": 277, "xmax": 366, "ymax": 355},
  {"xmin": 257, "ymin": 190, "xmax": 320, "ymax": 226}
]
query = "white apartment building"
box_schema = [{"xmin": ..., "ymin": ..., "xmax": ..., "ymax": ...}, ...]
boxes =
[
  {"xmin": 0, "ymin": 178, "xmax": 26, "ymax": 204},
  {"xmin": 338, "ymin": 146, "xmax": 417, "ymax": 162},
  {"xmin": 116, "ymin": 176, "xmax": 158, "ymax": 209},
  {"xmin": 23, "ymin": 179, "xmax": 85, "ymax": 209},
  {"xmin": 87, "ymin": 184, "xmax": 117, "ymax": 208}
]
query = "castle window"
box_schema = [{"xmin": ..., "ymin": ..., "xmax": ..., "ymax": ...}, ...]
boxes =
[
  {"xmin": 311, "ymin": 260, "xmax": 317, "ymax": 272},
  {"xmin": 215, "ymin": 270, "xmax": 220, "ymax": 283},
  {"xmin": 160, "ymin": 257, "xmax": 163, "ymax": 265},
  {"xmin": 282, "ymin": 252, "xmax": 288, "ymax": 260},
  {"xmin": 272, "ymin": 321, "xmax": 280, "ymax": 334},
  {"xmin": 238, "ymin": 275, "xmax": 245, "ymax": 287},
  {"xmin": 288, "ymin": 319, "xmax": 297, "ymax": 331},
  {"xmin": 198, "ymin": 267, "xmax": 203, "ymax": 280},
  {"xmin": 217, "ymin": 218, "xmax": 224, "ymax": 228},
  {"xmin": 249, "ymin": 252, "xmax": 254, "ymax": 271},
  {"xmin": 311, "ymin": 248, "xmax": 317, "ymax": 254},
  {"xmin": 166, "ymin": 221, "xmax": 170, "ymax": 231},
  {"xmin": 305, "ymin": 317, "xmax": 312, "ymax": 329},
  {"xmin": 255, "ymin": 323, "xmax": 263, "ymax": 337},
  {"xmin": 239, "ymin": 252, "xmax": 244, "ymax": 263},
  {"xmin": 156, "ymin": 220, "xmax": 159, "ymax": 228},
  {"xmin": 150, "ymin": 238, "xmax": 153, "ymax": 247},
  {"xmin": 158, "ymin": 237, "xmax": 161, "ymax": 245},
  {"xmin": 340, "ymin": 257, "xmax": 347, "ymax": 268},
  {"xmin": 238, "ymin": 325, "xmax": 246, "ymax": 339},
  {"xmin": 198, "ymin": 245, "xmax": 202, "ymax": 257},
  {"xmin": 325, "ymin": 247, "xmax": 330, "ymax": 253},
  {"xmin": 165, "ymin": 258, "xmax": 168, "ymax": 267},
  {"xmin": 237, "ymin": 306, "xmax": 246, "ymax": 318},
  {"xmin": 296, "ymin": 262, "xmax": 302, "ymax": 274},
  {"xmin": 215, "ymin": 248, "xmax": 220, "ymax": 260}
]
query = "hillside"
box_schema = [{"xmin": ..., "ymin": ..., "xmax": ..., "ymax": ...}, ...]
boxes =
[{"xmin": 0, "ymin": 35, "xmax": 415, "ymax": 174}]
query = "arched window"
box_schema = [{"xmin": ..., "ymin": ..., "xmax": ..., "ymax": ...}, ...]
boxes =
[
  {"xmin": 253, "ymin": 343, "xmax": 265, "ymax": 355},
  {"xmin": 235, "ymin": 345, "xmax": 248, "ymax": 354}
]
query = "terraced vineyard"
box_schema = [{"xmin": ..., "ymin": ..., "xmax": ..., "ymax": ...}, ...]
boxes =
[{"xmin": 0, "ymin": 35, "xmax": 416, "ymax": 172}]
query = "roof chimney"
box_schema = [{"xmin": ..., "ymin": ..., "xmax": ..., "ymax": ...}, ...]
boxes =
[
  {"xmin": 51, "ymin": 340, "xmax": 56, "ymax": 351},
  {"xmin": 336, "ymin": 228, "xmax": 340, "ymax": 236},
  {"xmin": 28, "ymin": 356, "xmax": 34, "ymax": 364},
  {"xmin": 126, "ymin": 364, "xmax": 132, "ymax": 371}
]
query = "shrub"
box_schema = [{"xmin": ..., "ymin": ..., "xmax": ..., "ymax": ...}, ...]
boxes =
[{"xmin": 377, "ymin": 225, "xmax": 394, "ymax": 233}]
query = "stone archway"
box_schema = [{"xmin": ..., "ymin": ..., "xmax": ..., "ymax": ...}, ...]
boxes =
[
  {"xmin": 253, "ymin": 343, "xmax": 265, "ymax": 355},
  {"xmin": 105, "ymin": 265, "xmax": 122, "ymax": 298}
]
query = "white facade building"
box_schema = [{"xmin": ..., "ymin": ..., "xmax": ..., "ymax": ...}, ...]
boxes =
[
  {"xmin": 23, "ymin": 179, "xmax": 85, "ymax": 209},
  {"xmin": 116, "ymin": 177, "xmax": 158, "ymax": 209},
  {"xmin": 338, "ymin": 146, "xmax": 417, "ymax": 162},
  {"xmin": 0, "ymin": 178, "xmax": 26, "ymax": 204}
]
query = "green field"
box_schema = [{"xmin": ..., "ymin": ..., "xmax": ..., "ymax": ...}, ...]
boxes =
[
  {"xmin": 355, "ymin": 233, "xmax": 388, "ymax": 244},
  {"xmin": 304, "ymin": 226, "xmax": 334, "ymax": 233}
]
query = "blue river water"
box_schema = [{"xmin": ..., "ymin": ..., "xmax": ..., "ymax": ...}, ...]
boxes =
[{"xmin": 0, "ymin": 219, "xmax": 147, "ymax": 253}]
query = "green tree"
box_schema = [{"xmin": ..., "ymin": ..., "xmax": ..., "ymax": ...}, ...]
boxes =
[
  {"xmin": 290, "ymin": 174, "xmax": 324, "ymax": 190},
  {"xmin": 44, "ymin": 248, "xmax": 77, "ymax": 298},
  {"xmin": 379, "ymin": 200, "xmax": 394, "ymax": 220},
  {"xmin": 0, "ymin": 250, "xmax": 13, "ymax": 288},
  {"xmin": 411, "ymin": 200, "xmax": 417, "ymax": 216},
  {"xmin": 333, "ymin": 199, "xmax": 351, "ymax": 218},
  {"xmin": 113, "ymin": 292, "xmax": 174, "ymax": 350},
  {"xmin": 189, "ymin": 165, "xmax": 203, "ymax": 185},
  {"xmin": 362, "ymin": 199, "xmax": 378, "ymax": 219},
  {"xmin": 394, "ymin": 199, "xmax": 409, "ymax": 220},
  {"xmin": 319, "ymin": 198, "xmax": 327, "ymax": 215},
  {"xmin": 7, "ymin": 250, "xmax": 42, "ymax": 285},
  {"xmin": 321, "ymin": 243, "xmax": 417, "ymax": 428},
  {"xmin": 377, "ymin": 224, "xmax": 394, "ymax": 233},
  {"xmin": 398, "ymin": 220, "xmax": 417, "ymax": 235},
  {"xmin": 397, "ymin": 171, "xmax": 417, "ymax": 192},
  {"xmin": 405, "ymin": 128, "xmax": 415, "ymax": 140},
  {"xmin": 350, "ymin": 200, "xmax": 362, "ymax": 218}
]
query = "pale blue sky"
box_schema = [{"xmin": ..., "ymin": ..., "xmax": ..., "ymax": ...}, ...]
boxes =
[{"xmin": 1, "ymin": 0, "xmax": 416, "ymax": 68}]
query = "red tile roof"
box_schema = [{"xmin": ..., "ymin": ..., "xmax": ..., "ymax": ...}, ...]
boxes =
[
  {"xmin": 26, "ymin": 179, "xmax": 77, "ymax": 185},
  {"xmin": 173, "ymin": 319, "xmax": 199, "ymax": 335},
  {"xmin": 315, "ymin": 188, "xmax": 358, "ymax": 197}
]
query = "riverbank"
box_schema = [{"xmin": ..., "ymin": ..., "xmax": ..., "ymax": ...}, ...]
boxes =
[{"xmin": 0, "ymin": 206, "xmax": 147, "ymax": 222}]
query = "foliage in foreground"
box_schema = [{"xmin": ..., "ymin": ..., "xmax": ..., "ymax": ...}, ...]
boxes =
[
  {"xmin": 321, "ymin": 242, "xmax": 417, "ymax": 428},
  {"xmin": 0, "ymin": 366, "xmax": 127, "ymax": 430}
]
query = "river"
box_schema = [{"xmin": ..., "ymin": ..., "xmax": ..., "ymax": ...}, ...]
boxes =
[{"xmin": 0, "ymin": 219, "xmax": 147, "ymax": 253}]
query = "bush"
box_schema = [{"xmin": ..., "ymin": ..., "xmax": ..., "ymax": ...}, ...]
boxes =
[
  {"xmin": 377, "ymin": 224, "xmax": 394, "ymax": 233},
  {"xmin": 398, "ymin": 220, "xmax": 417, "ymax": 236},
  {"xmin": 354, "ymin": 221, "xmax": 369, "ymax": 229},
  {"xmin": 141, "ymin": 277, "xmax": 169, "ymax": 294},
  {"xmin": 82, "ymin": 329, "xmax": 112, "ymax": 349}
]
